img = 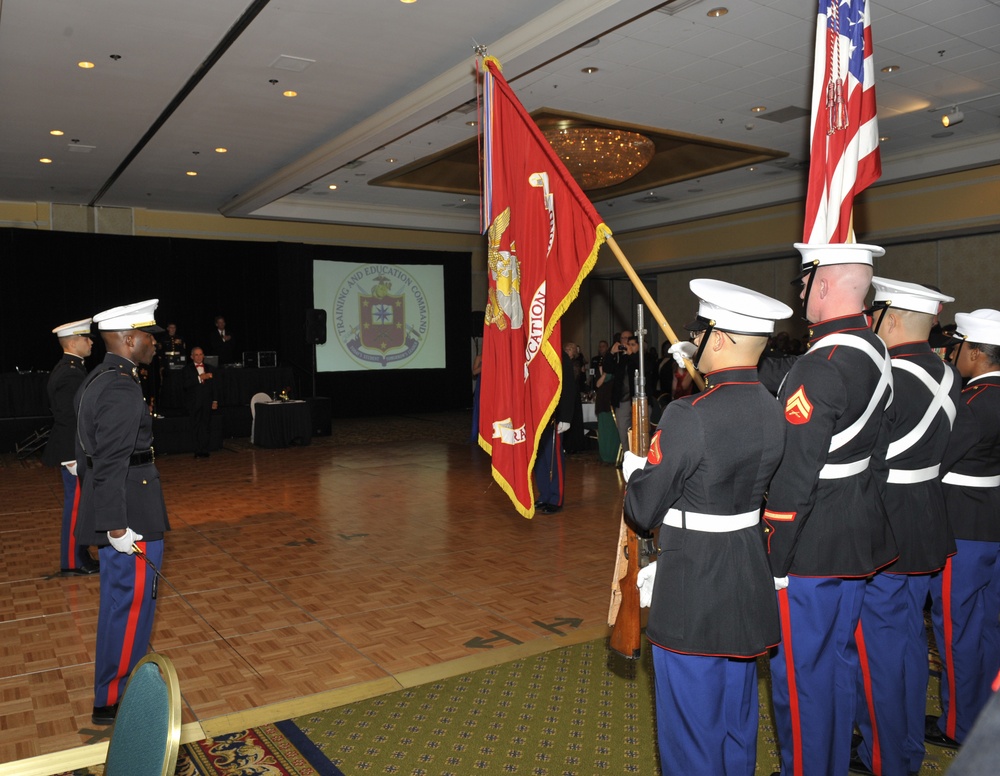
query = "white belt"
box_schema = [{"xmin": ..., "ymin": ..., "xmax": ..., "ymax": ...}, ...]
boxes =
[
  {"xmin": 887, "ymin": 464, "xmax": 940, "ymax": 484},
  {"xmin": 662, "ymin": 508, "xmax": 760, "ymax": 533},
  {"xmin": 942, "ymin": 472, "xmax": 1000, "ymax": 488},
  {"xmin": 819, "ymin": 457, "xmax": 871, "ymax": 479}
]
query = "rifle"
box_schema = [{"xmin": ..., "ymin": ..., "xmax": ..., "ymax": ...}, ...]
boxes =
[{"xmin": 608, "ymin": 304, "xmax": 657, "ymax": 659}]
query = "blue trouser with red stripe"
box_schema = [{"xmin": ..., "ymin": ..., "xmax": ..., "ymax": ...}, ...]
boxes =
[
  {"xmin": 59, "ymin": 467, "xmax": 88, "ymax": 570},
  {"xmin": 652, "ymin": 646, "xmax": 758, "ymax": 776},
  {"xmin": 533, "ymin": 425, "xmax": 564, "ymax": 507},
  {"xmin": 930, "ymin": 540, "xmax": 1000, "ymax": 743},
  {"xmin": 770, "ymin": 576, "xmax": 865, "ymax": 776},
  {"xmin": 854, "ymin": 572, "xmax": 930, "ymax": 775},
  {"xmin": 94, "ymin": 540, "xmax": 162, "ymax": 707}
]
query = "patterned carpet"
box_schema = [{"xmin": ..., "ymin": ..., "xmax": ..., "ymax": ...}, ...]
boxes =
[{"xmin": 54, "ymin": 638, "xmax": 960, "ymax": 776}]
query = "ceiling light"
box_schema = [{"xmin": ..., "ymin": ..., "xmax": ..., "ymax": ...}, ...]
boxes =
[
  {"xmin": 385, "ymin": 157, "xmax": 397, "ymax": 163},
  {"xmin": 941, "ymin": 108, "xmax": 964, "ymax": 127},
  {"xmin": 186, "ymin": 171, "xmax": 198, "ymax": 176},
  {"xmin": 706, "ymin": 8, "xmax": 728, "ymax": 17},
  {"xmin": 879, "ymin": 135, "xmax": 890, "ymax": 142},
  {"xmin": 39, "ymin": 158, "xmax": 53, "ymax": 164},
  {"xmin": 282, "ymin": 90, "xmax": 298, "ymax": 98},
  {"xmin": 215, "ymin": 147, "xmax": 228, "ymax": 153},
  {"xmin": 328, "ymin": 184, "xmax": 338, "ymax": 190},
  {"xmin": 751, "ymin": 106, "xmax": 766, "ymax": 114},
  {"xmin": 78, "ymin": 61, "xmax": 95, "ymax": 69},
  {"xmin": 50, "ymin": 130, "xmax": 64, "ymax": 136},
  {"xmin": 881, "ymin": 65, "xmax": 900, "ymax": 73},
  {"xmin": 747, "ymin": 166, "xmax": 757, "ymax": 171},
  {"xmin": 400, "ymin": 0, "xmax": 417, "ymax": 3},
  {"xmin": 542, "ymin": 127, "xmax": 655, "ymax": 190},
  {"xmin": 466, "ymin": 121, "xmax": 477, "ymax": 127},
  {"xmin": 581, "ymin": 67, "xmax": 599, "ymax": 74}
]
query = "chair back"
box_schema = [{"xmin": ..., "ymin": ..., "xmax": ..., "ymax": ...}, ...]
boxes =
[
  {"xmin": 250, "ymin": 392, "xmax": 270, "ymax": 419},
  {"xmin": 105, "ymin": 653, "xmax": 181, "ymax": 776}
]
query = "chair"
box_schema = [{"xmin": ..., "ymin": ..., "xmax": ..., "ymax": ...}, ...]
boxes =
[
  {"xmin": 249, "ymin": 392, "xmax": 271, "ymax": 444},
  {"xmin": 104, "ymin": 653, "xmax": 181, "ymax": 776}
]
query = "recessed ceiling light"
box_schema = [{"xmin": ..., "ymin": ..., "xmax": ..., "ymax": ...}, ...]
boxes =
[
  {"xmin": 215, "ymin": 147, "xmax": 227, "ymax": 153},
  {"xmin": 747, "ymin": 166, "xmax": 757, "ymax": 171},
  {"xmin": 39, "ymin": 158, "xmax": 53, "ymax": 164},
  {"xmin": 751, "ymin": 106, "xmax": 766, "ymax": 113},
  {"xmin": 328, "ymin": 184, "xmax": 338, "ymax": 190},
  {"xmin": 879, "ymin": 135, "xmax": 890, "ymax": 142},
  {"xmin": 466, "ymin": 121, "xmax": 477, "ymax": 127},
  {"xmin": 581, "ymin": 67, "xmax": 599, "ymax": 74},
  {"xmin": 400, "ymin": 0, "xmax": 417, "ymax": 4},
  {"xmin": 50, "ymin": 130, "xmax": 64, "ymax": 136},
  {"xmin": 881, "ymin": 65, "xmax": 900, "ymax": 73},
  {"xmin": 385, "ymin": 157, "xmax": 396, "ymax": 163},
  {"xmin": 707, "ymin": 8, "xmax": 728, "ymax": 17},
  {"xmin": 282, "ymin": 90, "xmax": 298, "ymax": 97},
  {"xmin": 186, "ymin": 171, "xmax": 198, "ymax": 176},
  {"xmin": 78, "ymin": 61, "xmax": 95, "ymax": 69}
]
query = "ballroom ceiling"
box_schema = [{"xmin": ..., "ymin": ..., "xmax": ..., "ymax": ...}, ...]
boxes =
[{"xmin": 1, "ymin": 0, "xmax": 997, "ymax": 235}]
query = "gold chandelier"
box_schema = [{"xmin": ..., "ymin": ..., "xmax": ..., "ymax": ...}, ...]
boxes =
[{"xmin": 542, "ymin": 127, "xmax": 655, "ymax": 190}]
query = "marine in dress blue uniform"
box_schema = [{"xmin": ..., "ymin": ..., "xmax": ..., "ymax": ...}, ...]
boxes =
[
  {"xmin": 928, "ymin": 309, "xmax": 1000, "ymax": 749},
  {"xmin": 852, "ymin": 278, "xmax": 960, "ymax": 776},
  {"xmin": 42, "ymin": 318, "xmax": 98, "ymax": 575},
  {"xmin": 74, "ymin": 299, "xmax": 169, "ymax": 726},
  {"xmin": 624, "ymin": 280, "xmax": 793, "ymax": 776},
  {"xmin": 762, "ymin": 243, "xmax": 897, "ymax": 776},
  {"xmin": 533, "ymin": 350, "xmax": 575, "ymax": 513}
]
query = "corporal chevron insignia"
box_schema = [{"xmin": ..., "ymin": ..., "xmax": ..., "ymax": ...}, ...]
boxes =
[
  {"xmin": 647, "ymin": 430, "xmax": 663, "ymax": 465},
  {"xmin": 785, "ymin": 386, "xmax": 814, "ymax": 424}
]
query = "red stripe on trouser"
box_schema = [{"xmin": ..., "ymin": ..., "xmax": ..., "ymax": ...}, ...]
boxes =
[
  {"xmin": 941, "ymin": 558, "xmax": 958, "ymax": 739},
  {"xmin": 68, "ymin": 478, "xmax": 82, "ymax": 568},
  {"xmin": 554, "ymin": 431, "xmax": 564, "ymax": 506},
  {"xmin": 108, "ymin": 547, "xmax": 148, "ymax": 706},
  {"xmin": 855, "ymin": 619, "xmax": 882, "ymax": 774},
  {"xmin": 778, "ymin": 589, "xmax": 803, "ymax": 776}
]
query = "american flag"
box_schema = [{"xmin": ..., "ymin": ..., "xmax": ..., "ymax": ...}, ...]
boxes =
[{"xmin": 803, "ymin": 0, "xmax": 881, "ymax": 244}]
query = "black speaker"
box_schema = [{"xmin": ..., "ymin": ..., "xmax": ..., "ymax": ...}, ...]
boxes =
[{"xmin": 306, "ymin": 309, "xmax": 327, "ymax": 345}]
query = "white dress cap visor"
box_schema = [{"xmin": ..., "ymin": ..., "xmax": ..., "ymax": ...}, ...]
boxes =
[
  {"xmin": 93, "ymin": 299, "xmax": 162, "ymax": 333},
  {"xmin": 689, "ymin": 279, "xmax": 794, "ymax": 336},
  {"xmin": 954, "ymin": 309, "xmax": 1000, "ymax": 347},
  {"xmin": 871, "ymin": 277, "xmax": 954, "ymax": 316},
  {"xmin": 52, "ymin": 318, "xmax": 93, "ymax": 337}
]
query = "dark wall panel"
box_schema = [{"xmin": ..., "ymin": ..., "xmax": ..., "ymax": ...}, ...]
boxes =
[{"xmin": 0, "ymin": 228, "xmax": 471, "ymax": 420}]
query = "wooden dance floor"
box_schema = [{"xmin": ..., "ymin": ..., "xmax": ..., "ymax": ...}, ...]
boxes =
[{"xmin": 0, "ymin": 412, "xmax": 627, "ymax": 771}]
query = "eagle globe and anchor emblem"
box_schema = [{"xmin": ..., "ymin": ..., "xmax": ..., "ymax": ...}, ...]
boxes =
[{"xmin": 337, "ymin": 271, "xmax": 426, "ymax": 367}]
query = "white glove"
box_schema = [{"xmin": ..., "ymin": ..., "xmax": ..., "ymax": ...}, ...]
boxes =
[
  {"xmin": 668, "ymin": 341, "xmax": 697, "ymax": 369},
  {"xmin": 637, "ymin": 561, "xmax": 657, "ymax": 608},
  {"xmin": 622, "ymin": 450, "xmax": 648, "ymax": 482},
  {"xmin": 556, "ymin": 421, "xmax": 570, "ymax": 434},
  {"xmin": 107, "ymin": 528, "xmax": 143, "ymax": 554},
  {"xmin": 774, "ymin": 576, "xmax": 789, "ymax": 591},
  {"xmin": 64, "ymin": 460, "xmax": 78, "ymax": 477}
]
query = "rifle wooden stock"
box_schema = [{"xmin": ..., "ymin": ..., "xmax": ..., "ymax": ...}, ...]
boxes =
[{"xmin": 607, "ymin": 392, "xmax": 651, "ymax": 659}]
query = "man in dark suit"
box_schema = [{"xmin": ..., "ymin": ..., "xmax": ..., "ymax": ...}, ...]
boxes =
[
  {"xmin": 207, "ymin": 314, "xmax": 236, "ymax": 364},
  {"xmin": 75, "ymin": 299, "xmax": 170, "ymax": 726},
  {"xmin": 42, "ymin": 317, "xmax": 99, "ymax": 575},
  {"xmin": 183, "ymin": 346, "xmax": 218, "ymax": 458}
]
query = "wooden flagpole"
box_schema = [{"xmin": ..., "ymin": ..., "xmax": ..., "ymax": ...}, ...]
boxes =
[{"xmin": 605, "ymin": 236, "xmax": 705, "ymax": 390}]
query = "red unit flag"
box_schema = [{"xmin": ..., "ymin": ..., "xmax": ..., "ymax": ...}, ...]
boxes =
[
  {"xmin": 803, "ymin": 0, "xmax": 882, "ymax": 244},
  {"xmin": 478, "ymin": 57, "xmax": 610, "ymax": 518}
]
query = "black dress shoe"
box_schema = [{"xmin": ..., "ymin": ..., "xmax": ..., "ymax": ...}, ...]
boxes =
[
  {"xmin": 848, "ymin": 754, "xmax": 874, "ymax": 775},
  {"xmin": 539, "ymin": 504, "xmax": 562, "ymax": 514},
  {"xmin": 92, "ymin": 703, "xmax": 119, "ymax": 725},
  {"xmin": 61, "ymin": 565, "xmax": 99, "ymax": 576},
  {"xmin": 925, "ymin": 714, "xmax": 961, "ymax": 749}
]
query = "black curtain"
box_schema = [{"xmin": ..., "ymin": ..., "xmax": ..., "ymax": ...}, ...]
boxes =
[{"xmin": 1, "ymin": 228, "xmax": 471, "ymax": 419}]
